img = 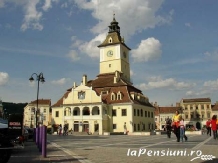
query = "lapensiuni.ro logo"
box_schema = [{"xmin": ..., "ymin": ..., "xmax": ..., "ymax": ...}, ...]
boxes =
[{"xmin": 127, "ymin": 148, "xmax": 216, "ymax": 161}]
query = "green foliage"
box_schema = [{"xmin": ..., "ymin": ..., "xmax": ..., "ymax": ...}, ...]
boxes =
[{"xmin": 2, "ymin": 102, "xmax": 28, "ymax": 118}]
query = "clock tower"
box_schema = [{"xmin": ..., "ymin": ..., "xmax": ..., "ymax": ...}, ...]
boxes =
[{"xmin": 98, "ymin": 14, "xmax": 131, "ymax": 82}]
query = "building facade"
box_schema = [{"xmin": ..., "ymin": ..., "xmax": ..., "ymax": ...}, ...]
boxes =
[
  {"xmin": 23, "ymin": 99, "xmax": 51, "ymax": 128},
  {"xmin": 180, "ymin": 98, "xmax": 212, "ymax": 129},
  {"xmin": 212, "ymin": 101, "xmax": 218, "ymax": 118},
  {"xmin": 155, "ymin": 105, "xmax": 181, "ymax": 130},
  {"xmin": 51, "ymin": 15, "xmax": 155, "ymax": 135}
]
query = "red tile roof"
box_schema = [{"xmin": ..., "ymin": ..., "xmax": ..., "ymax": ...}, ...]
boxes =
[
  {"xmin": 182, "ymin": 98, "xmax": 211, "ymax": 103},
  {"xmin": 154, "ymin": 106, "xmax": 181, "ymax": 116},
  {"xmin": 53, "ymin": 73, "xmax": 153, "ymax": 108},
  {"xmin": 212, "ymin": 104, "xmax": 218, "ymax": 111},
  {"xmin": 29, "ymin": 99, "xmax": 51, "ymax": 105},
  {"xmin": 52, "ymin": 91, "xmax": 70, "ymax": 107}
]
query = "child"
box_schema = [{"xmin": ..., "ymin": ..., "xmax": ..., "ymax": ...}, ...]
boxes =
[
  {"xmin": 179, "ymin": 117, "xmax": 185, "ymax": 142},
  {"xmin": 58, "ymin": 124, "xmax": 62, "ymax": 136}
]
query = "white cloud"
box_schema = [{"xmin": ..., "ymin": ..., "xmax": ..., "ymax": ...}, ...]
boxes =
[
  {"xmin": 51, "ymin": 78, "xmax": 68, "ymax": 85},
  {"xmin": 186, "ymin": 90, "xmax": 210, "ymax": 96},
  {"xmin": 0, "ymin": 0, "xmax": 5, "ymax": 8},
  {"xmin": 74, "ymin": 0, "xmax": 172, "ymax": 39},
  {"xmin": 61, "ymin": 2, "xmax": 68, "ymax": 8},
  {"xmin": 67, "ymin": 50, "xmax": 80, "ymax": 61},
  {"xmin": 78, "ymin": 34, "xmax": 105, "ymax": 58},
  {"xmin": 20, "ymin": 0, "xmax": 43, "ymax": 31},
  {"xmin": 71, "ymin": 0, "xmax": 171, "ymax": 59},
  {"xmin": 0, "ymin": 0, "xmax": 59, "ymax": 31},
  {"xmin": 138, "ymin": 76, "xmax": 195, "ymax": 90},
  {"xmin": 67, "ymin": 33, "xmax": 108, "ymax": 60},
  {"xmin": 42, "ymin": 0, "xmax": 52, "ymax": 11},
  {"xmin": 204, "ymin": 50, "xmax": 218, "ymax": 61},
  {"xmin": 130, "ymin": 70, "xmax": 134, "ymax": 76},
  {"xmin": 176, "ymin": 58, "xmax": 203, "ymax": 65},
  {"xmin": 71, "ymin": 36, "xmax": 77, "ymax": 41},
  {"xmin": 131, "ymin": 37, "xmax": 162, "ymax": 62},
  {"xmin": 185, "ymin": 23, "xmax": 191, "ymax": 28},
  {"xmin": 203, "ymin": 79, "xmax": 218, "ymax": 90},
  {"xmin": 0, "ymin": 72, "xmax": 9, "ymax": 85}
]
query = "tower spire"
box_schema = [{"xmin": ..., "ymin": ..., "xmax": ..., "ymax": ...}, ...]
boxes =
[{"xmin": 108, "ymin": 13, "xmax": 120, "ymax": 34}]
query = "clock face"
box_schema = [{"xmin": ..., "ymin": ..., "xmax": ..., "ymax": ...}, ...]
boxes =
[{"xmin": 107, "ymin": 50, "xmax": 113, "ymax": 57}]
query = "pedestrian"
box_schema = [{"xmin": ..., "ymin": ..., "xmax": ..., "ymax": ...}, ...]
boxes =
[
  {"xmin": 63, "ymin": 124, "xmax": 68, "ymax": 136},
  {"xmin": 206, "ymin": 118, "xmax": 211, "ymax": 136},
  {"xmin": 165, "ymin": 117, "xmax": 172, "ymax": 138},
  {"xmin": 179, "ymin": 117, "xmax": 185, "ymax": 142},
  {"xmin": 179, "ymin": 118, "xmax": 188, "ymax": 142},
  {"xmin": 58, "ymin": 124, "xmax": 62, "ymax": 136},
  {"xmin": 172, "ymin": 110, "xmax": 181, "ymax": 142},
  {"xmin": 124, "ymin": 122, "xmax": 127, "ymax": 135},
  {"xmin": 211, "ymin": 115, "xmax": 217, "ymax": 139}
]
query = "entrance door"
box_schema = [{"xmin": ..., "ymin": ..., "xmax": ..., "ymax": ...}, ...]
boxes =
[
  {"xmin": 94, "ymin": 124, "xmax": 99, "ymax": 132},
  {"xmin": 74, "ymin": 124, "xmax": 79, "ymax": 132},
  {"xmin": 83, "ymin": 124, "xmax": 89, "ymax": 132}
]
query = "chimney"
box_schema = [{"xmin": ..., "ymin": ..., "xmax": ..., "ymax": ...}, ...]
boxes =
[
  {"xmin": 73, "ymin": 82, "xmax": 76, "ymax": 88},
  {"xmin": 154, "ymin": 102, "xmax": 157, "ymax": 107},
  {"xmin": 114, "ymin": 71, "xmax": 120, "ymax": 84},
  {"xmin": 82, "ymin": 74, "xmax": 87, "ymax": 85}
]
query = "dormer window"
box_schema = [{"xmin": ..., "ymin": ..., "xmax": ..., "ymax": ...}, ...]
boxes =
[
  {"xmin": 111, "ymin": 92, "xmax": 116, "ymax": 100},
  {"xmin": 108, "ymin": 37, "xmax": 113, "ymax": 43},
  {"xmin": 117, "ymin": 91, "xmax": 122, "ymax": 100}
]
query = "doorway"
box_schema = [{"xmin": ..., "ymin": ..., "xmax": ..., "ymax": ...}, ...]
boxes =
[{"xmin": 94, "ymin": 124, "xmax": 99, "ymax": 132}]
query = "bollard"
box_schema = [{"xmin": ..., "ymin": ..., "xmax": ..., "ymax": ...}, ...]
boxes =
[
  {"xmin": 42, "ymin": 125, "xmax": 47, "ymax": 157},
  {"xmin": 37, "ymin": 127, "xmax": 40, "ymax": 149},
  {"xmin": 39, "ymin": 126, "xmax": 42, "ymax": 152},
  {"xmin": 33, "ymin": 128, "xmax": 36, "ymax": 143},
  {"xmin": 36, "ymin": 128, "xmax": 38, "ymax": 145}
]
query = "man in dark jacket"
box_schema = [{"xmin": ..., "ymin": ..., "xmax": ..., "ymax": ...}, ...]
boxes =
[{"xmin": 165, "ymin": 117, "xmax": 172, "ymax": 138}]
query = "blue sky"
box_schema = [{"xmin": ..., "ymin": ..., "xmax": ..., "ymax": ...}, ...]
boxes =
[{"xmin": 0, "ymin": 0, "xmax": 218, "ymax": 106}]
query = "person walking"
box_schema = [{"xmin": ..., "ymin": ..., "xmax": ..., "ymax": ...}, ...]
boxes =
[
  {"xmin": 179, "ymin": 117, "xmax": 185, "ymax": 142},
  {"xmin": 211, "ymin": 115, "xmax": 217, "ymax": 139},
  {"xmin": 58, "ymin": 124, "xmax": 62, "ymax": 136},
  {"xmin": 63, "ymin": 124, "xmax": 68, "ymax": 136},
  {"xmin": 165, "ymin": 117, "xmax": 172, "ymax": 138},
  {"xmin": 206, "ymin": 119, "xmax": 212, "ymax": 136},
  {"xmin": 179, "ymin": 118, "xmax": 188, "ymax": 142},
  {"xmin": 172, "ymin": 110, "xmax": 181, "ymax": 142}
]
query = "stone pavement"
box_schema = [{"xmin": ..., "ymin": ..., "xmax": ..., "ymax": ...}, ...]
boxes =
[
  {"xmin": 8, "ymin": 140, "xmax": 81, "ymax": 163},
  {"xmin": 7, "ymin": 134, "xmax": 218, "ymax": 163},
  {"xmin": 48, "ymin": 134, "xmax": 218, "ymax": 163}
]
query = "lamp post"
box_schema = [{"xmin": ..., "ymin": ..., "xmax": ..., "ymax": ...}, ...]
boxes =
[{"xmin": 29, "ymin": 72, "xmax": 45, "ymax": 128}]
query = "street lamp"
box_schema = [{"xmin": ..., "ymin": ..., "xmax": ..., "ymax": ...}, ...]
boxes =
[{"xmin": 29, "ymin": 72, "xmax": 45, "ymax": 128}]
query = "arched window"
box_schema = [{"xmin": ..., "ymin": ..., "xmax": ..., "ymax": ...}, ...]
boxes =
[
  {"xmin": 117, "ymin": 91, "xmax": 123, "ymax": 100},
  {"xmin": 108, "ymin": 37, "xmax": 113, "ymax": 43},
  {"xmin": 111, "ymin": 92, "xmax": 116, "ymax": 100}
]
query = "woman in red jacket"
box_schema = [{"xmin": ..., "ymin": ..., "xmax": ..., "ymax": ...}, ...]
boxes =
[{"xmin": 211, "ymin": 115, "xmax": 217, "ymax": 139}]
